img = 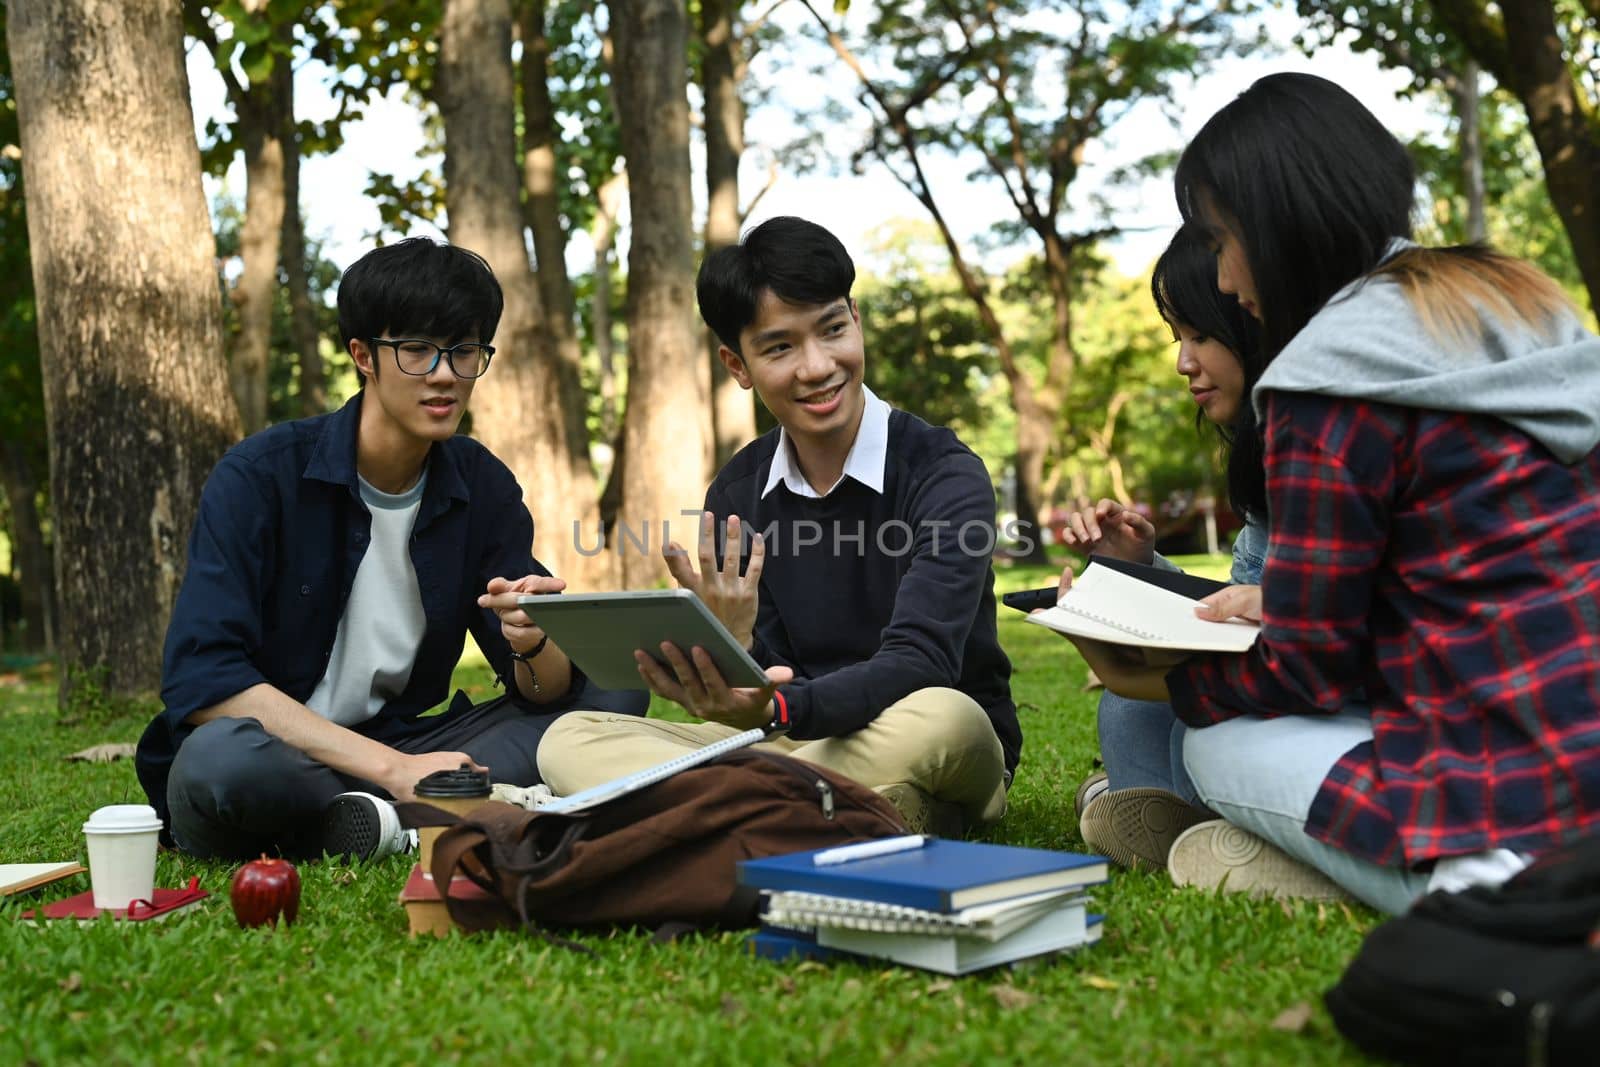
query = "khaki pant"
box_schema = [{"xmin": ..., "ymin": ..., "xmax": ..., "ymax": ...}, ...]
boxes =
[{"xmin": 537, "ymin": 687, "xmax": 1009, "ymax": 827}]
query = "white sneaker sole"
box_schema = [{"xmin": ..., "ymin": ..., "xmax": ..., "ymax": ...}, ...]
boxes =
[
  {"xmin": 1080, "ymin": 788, "xmax": 1213, "ymax": 870},
  {"xmin": 1168, "ymin": 820, "xmax": 1348, "ymax": 900},
  {"xmin": 322, "ymin": 792, "xmax": 408, "ymax": 862}
]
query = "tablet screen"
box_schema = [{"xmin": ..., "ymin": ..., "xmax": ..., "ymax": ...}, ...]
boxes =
[{"xmin": 515, "ymin": 589, "xmax": 770, "ymax": 691}]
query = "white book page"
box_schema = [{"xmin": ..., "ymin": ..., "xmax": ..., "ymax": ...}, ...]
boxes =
[
  {"xmin": 540, "ymin": 727, "xmax": 765, "ymax": 813},
  {"xmin": 0, "ymin": 861, "xmax": 83, "ymax": 896},
  {"xmin": 1022, "ymin": 562, "xmax": 1259, "ymax": 652},
  {"xmin": 766, "ymin": 888, "xmax": 1085, "ymax": 942}
]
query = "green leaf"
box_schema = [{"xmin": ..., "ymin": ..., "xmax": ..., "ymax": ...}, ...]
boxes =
[{"xmin": 239, "ymin": 40, "xmax": 277, "ymax": 84}]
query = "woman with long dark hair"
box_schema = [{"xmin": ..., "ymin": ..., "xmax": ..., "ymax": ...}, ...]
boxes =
[
  {"xmin": 1063, "ymin": 226, "xmax": 1278, "ymax": 874},
  {"xmin": 1072, "ymin": 72, "xmax": 1600, "ymax": 913}
]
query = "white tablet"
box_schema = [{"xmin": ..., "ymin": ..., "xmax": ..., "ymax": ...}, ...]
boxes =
[{"xmin": 514, "ymin": 588, "xmax": 770, "ymax": 691}]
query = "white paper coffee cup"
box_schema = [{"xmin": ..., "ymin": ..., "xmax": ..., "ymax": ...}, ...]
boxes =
[{"xmin": 82, "ymin": 804, "xmax": 163, "ymax": 911}]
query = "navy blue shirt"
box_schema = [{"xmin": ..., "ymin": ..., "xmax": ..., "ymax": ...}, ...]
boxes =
[
  {"xmin": 135, "ymin": 392, "xmax": 561, "ymax": 824},
  {"xmin": 706, "ymin": 409, "xmax": 1020, "ymax": 773}
]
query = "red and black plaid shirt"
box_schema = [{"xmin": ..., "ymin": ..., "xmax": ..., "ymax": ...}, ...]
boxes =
[{"xmin": 1168, "ymin": 391, "xmax": 1600, "ymax": 867}]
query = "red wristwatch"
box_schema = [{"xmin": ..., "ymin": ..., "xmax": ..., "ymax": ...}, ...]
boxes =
[{"xmin": 766, "ymin": 689, "xmax": 791, "ymax": 736}]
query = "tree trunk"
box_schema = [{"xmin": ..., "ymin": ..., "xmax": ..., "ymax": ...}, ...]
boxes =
[
  {"xmin": 0, "ymin": 441, "xmax": 52, "ymax": 652},
  {"xmin": 593, "ymin": 173, "xmax": 625, "ymax": 535},
  {"xmin": 281, "ymin": 73, "xmax": 326, "ymax": 417},
  {"xmin": 437, "ymin": 0, "xmax": 603, "ymax": 586},
  {"xmin": 230, "ymin": 47, "xmax": 290, "ymax": 435},
  {"xmin": 8, "ymin": 0, "xmax": 241, "ymax": 707},
  {"xmin": 1433, "ymin": 0, "xmax": 1600, "ymax": 312},
  {"xmin": 1457, "ymin": 60, "xmax": 1487, "ymax": 242},
  {"xmin": 519, "ymin": 0, "xmax": 599, "ymax": 512},
  {"xmin": 1027, "ymin": 228, "xmax": 1082, "ymax": 561},
  {"xmin": 1493, "ymin": 0, "xmax": 1599, "ymax": 310},
  {"xmin": 611, "ymin": 0, "xmax": 711, "ymax": 586},
  {"xmin": 592, "ymin": 171, "xmax": 627, "ymax": 448},
  {"xmin": 700, "ymin": 0, "xmax": 756, "ymax": 467},
  {"xmin": 1010, "ymin": 394, "xmax": 1053, "ymax": 563}
]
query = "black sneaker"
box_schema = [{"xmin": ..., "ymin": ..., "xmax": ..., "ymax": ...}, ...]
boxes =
[{"xmin": 321, "ymin": 791, "xmax": 412, "ymax": 861}]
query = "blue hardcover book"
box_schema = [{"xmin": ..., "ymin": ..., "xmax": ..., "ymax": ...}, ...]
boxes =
[
  {"xmin": 737, "ymin": 839, "xmax": 1108, "ymax": 912},
  {"xmin": 745, "ymin": 926, "xmax": 854, "ymax": 964}
]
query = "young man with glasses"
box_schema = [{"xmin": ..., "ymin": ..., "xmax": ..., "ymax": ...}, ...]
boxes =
[{"xmin": 136, "ymin": 238, "xmax": 644, "ymax": 862}]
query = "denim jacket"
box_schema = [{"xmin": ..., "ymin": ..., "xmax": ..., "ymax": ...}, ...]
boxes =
[
  {"xmin": 1228, "ymin": 518, "xmax": 1268, "ymax": 585},
  {"xmin": 1151, "ymin": 515, "xmax": 1268, "ymax": 586},
  {"xmin": 135, "ymin": 392, "xmax": 565, "ymax": 825}
]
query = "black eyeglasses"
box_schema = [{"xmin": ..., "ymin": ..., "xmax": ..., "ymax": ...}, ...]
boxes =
[{"xmin": 367, "ymin": 337, "xmax": 495, "ymax": 379}]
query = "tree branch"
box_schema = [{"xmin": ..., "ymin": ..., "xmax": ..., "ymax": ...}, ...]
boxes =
[
  {"xmin": 740, "ymin": 158, "xmax": 779, "ymax": 219},
  {"xmin": 184, "ymin": 1, "xmax": 247, "ymax": 110},
  {"xmin": 795, "ymin": 0, "xmax": 1055, "ymax": 408},
  {"xmin": 1426, "ymin": 0, "xmax": 1513, "ymax": 85}
]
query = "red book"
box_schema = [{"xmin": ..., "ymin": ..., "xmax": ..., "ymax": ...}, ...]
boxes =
[
  {"xmin": 397, "ymin": 864, "xmax": 494, "ymax": 902},
  {"xmin": 20, "ymin": 876, "xmax": 210, "ymax": 923},
  {"xmin": 398, "ymin": 864, "xmax": 496, "ymax": 937}
]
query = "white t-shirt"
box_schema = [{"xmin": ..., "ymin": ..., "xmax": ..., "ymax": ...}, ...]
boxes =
[{"xmin": 305, "ymin": 473, "xmax": 427, "ymax": 726}]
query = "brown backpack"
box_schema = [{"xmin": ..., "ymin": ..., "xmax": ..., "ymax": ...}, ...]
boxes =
[{"xmin": 397, "ymin": 749, "xmax": 909, "ymax": 934}]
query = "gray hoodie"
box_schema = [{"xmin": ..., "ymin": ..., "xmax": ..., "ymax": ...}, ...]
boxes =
[{"xmin": 1253, "ymin": 247, "xmax": 1600, "ymax": 464}]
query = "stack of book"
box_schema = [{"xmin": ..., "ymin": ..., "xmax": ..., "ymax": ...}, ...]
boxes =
[
  {"xmin": 397, "ymin": 864, "xmax": 496, "ymax": 938},
  {"xmin": 737, "ymin": 837, "xmax": 1108, "ymax": 975},
  {"xmin": 18, "ymin": 876, "xmax": 210, "ymax": 924}
]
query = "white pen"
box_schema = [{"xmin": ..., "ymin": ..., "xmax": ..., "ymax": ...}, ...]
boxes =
[{"xmin": 812, "ymin": 834, "xmax": 929, "ymax": 867}]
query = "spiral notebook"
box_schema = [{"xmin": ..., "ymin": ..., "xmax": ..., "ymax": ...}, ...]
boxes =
[
  {"xmin": 1024, "ymin": 560, "xmax": 1260, "ymax": 652},
  {"xmin": 815, "ymin": 903, "xmax": 1098, "ymax": 975},
  {"xmin": 763, "ymin": 887, "xmax": 1087, "ymax": 942}
]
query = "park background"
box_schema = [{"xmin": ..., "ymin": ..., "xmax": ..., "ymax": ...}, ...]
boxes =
[
  {"xmin": 0, "ymin": 3, "xmax": 1595, "ymax": 1062},
  {"xmin": 0, "ymin": 0, "xmax": 1595, "ymax": 708}
]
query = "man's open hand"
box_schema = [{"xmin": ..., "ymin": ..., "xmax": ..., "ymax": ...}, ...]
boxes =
[{"xmin": 663, "ymin": 511, "xmax": 763, "ymax": 648}]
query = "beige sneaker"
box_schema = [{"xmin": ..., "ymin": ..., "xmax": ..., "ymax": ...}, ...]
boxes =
[
  {"xmin": 1073, "ymin": 770, "xmax": 1109, "ymax": 819},
  {"xmin": 1079, "ymin": 787, "xmax": 1214, "ymax": 870},
  {"xmin": 1167, "ymin": 820, "xmax": 1349, "ymax": 900},
  {"xmin": 875, "ymin": 783, "xmax": 966, "ymax": 838}
]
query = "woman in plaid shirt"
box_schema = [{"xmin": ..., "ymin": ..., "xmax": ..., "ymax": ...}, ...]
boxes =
[{"xmin": 1070, "ymin": 73, "xmax": 1600, "ymax": 914}]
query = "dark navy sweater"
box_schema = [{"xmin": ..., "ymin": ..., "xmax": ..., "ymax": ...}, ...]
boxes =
[{"xmin": 705, "ymin": 409, "xmax": 1021, "ymax": 773}]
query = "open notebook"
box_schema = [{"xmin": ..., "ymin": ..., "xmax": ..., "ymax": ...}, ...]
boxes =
[
  {"xmin": 1024, "ymin": 560, "xmax": 1260, "ymax": 652},
  {"xmin": 1, "ymin": 862, "xmax": 85, "ymax": 897}
]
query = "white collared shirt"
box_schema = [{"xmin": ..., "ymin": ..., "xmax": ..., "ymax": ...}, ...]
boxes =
[{"xmin": 762, "ymin": 386, "xmax": 890, "ymax": 499}]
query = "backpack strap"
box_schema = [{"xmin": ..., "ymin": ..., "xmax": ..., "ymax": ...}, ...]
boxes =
[
  {"xmin": 427, "ymin": 818, "xmax": 520, "ymax": 934},
  {"xmin": 393, "ymin": 800, "xmax": 469, "ymax": 830},
  {"xmin": 428, "ymin": 804, "xmax": 594, "ymax": 953}
]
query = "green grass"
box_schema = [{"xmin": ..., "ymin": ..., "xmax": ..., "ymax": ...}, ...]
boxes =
[{"xmin": 0, "ymin": 557, "xmax": 1383, "ymax": 1065}]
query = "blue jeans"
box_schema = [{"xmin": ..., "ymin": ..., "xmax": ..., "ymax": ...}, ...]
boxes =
[
  {"xmin": 1098, "ymin": 691, "xmax": 1435, "ymax": 914},
  {"xmin": 1181, "ymin": 712, "xmax": 1435, "ymax": 915},
  {"xmin": 1096, "ymin": 691, "xmax": 1201, "ymax": 805}
]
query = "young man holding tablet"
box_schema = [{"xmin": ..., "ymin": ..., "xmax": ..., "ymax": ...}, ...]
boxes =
[
  {"xmin": 535, "ymin": 216, "xmax": 1019, "ymax": 835},
  {"xmin": 136, "ymin": 238, "xmax": 643, "ymax": 862}
]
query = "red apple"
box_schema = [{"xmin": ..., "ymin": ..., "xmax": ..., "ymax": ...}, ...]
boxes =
[{"xmin": 230, "ymin": 854, "xmax": 301, "ymax": 928}]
